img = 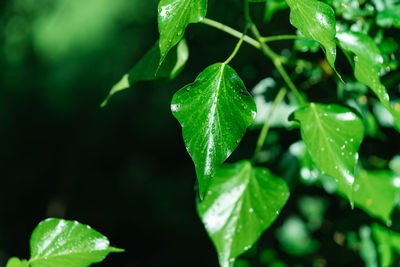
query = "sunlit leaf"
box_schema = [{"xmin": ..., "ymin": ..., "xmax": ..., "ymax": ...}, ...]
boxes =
[
  {"xmin": 290, "ymin": 103, "xmax": 364, "ymax": 204},
  {"xmin": 6, "ymin": 258, "xmax": 29, "ymax": 267},
  {"xmin": 171, "ymin": 63, "xmax": 256, "ymax": 198},
  {"xmin": 285, "ymin": 0, "xmax": 339, "ymax": 74},
  {"xmin": 372, "ymin": 223, "xmax": 400, "ymax": 267},
  {"xmin": 336, "ymin": 30, "xmax": 400, "ymax": 131},
  {"xmin": 158, "ymin": 0, "xmax": 207, "ymax": 66},
  {"xmin": 376, "ymin": 5, "xmax": 400, "ymax": 28},
  {"xmin": 29, "ymin": 218, "xmax": 123, "ymax": 267},
  {"xmin": 101, "ymin": 39, "xmax": 189, "ymax": 107},
  {"xmin": 197, "ymin": 160, "xmax": 289, "ymax": 267}
]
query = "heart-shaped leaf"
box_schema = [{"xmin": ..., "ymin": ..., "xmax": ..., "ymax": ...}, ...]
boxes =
[
  {"xmin": 158, "ymin": 0, "xmax": 207, "ymax": 66},
  {"xmin": 197, "ymin": 160, "xmax": 289, "ymax": 267},
  {"xmin": 101, "ymin": 39, "xmax": 189, "ymax": 107},
  {"xmin": 29, "ymin": 218, "xmax": 123, "ymax": 267},
  {"xmin": 336, "ymin": 30, "xmax": 400, "ymax": 131},
  {"xmin": 171, "ymin": 63, "xmax": 256, "ymax": 198},
  {"xmin": 285, "ymin": 0, "xmax": 339, "ymax": 74},
  {"xmin": 290, "ymin": 103, "xmax": 364, "ymax": 204}
]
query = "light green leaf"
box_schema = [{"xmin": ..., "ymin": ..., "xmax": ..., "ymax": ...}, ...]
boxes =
[
  {"xmin": 290, "ymin": 103, "xmax": 364, "ymax": 204},
  {"xmin": 171, "ymin": 63, "xmax": 256, "ymax": 198},
  {"xmin": 285, "ymin": 0, "xmax": 339, "ymax": 74},
  {"xmin": 372, "ymin": 223, "xmax": 400, "ymax": 267},
  {"xmin": 352, "ymin": 170, "xmax": 400, "ymax": 224},
  {"xmin": 101, "ymin": 39, "xmax": 189, "ymax": 107},
  {"xmin": 6, "ymin": 258, "xmax": 29, "ymax": 267},
  {"xmin": 359, "ymin": 225, "xmax": 378, "ymax": 267},
  {"xmin": 197, "ymin": 160, "xmax": 289, "ymax": 267},
  {"xmin": 336, "ymin": 31, "xmax": 400, "ymax": 131},
  {"xmin": 158, "ymin": 0, "xmax": 207, "ymax": 66},
  {"xmin": 376, "ymin": 6, "xmax": 400, "ymax": 28},
  {"xmin": 29, "ymin": 218, "xmax": 123, "ymax": 267}
]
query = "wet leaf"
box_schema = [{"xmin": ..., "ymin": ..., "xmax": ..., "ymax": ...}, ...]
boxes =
[
  {"xmin": 29, "ymin": 218, "xmax": 123, "ymax": 267},
  {"xmin": 158, "ymin": 0, "xmax": 207, "ymax": 66},
  {"xmin": 171, "ymin": 63, "xmax": 256, "ymax": 198},
  {"xmin": 197, "ymin": 160, "xmax": 289, "ymax": 267},
  {"xmin": 285, "ymin": 0, "xmax": 339, "ymax": 74},
  {"xmin": 290, "ymin": 103, "xmax": 364, "ymax": 204},
  {"xmin": 337, "ymin": 30, "xmax": 400, "ymax": 131},
  {"xmin": 101, "ymin": 39, "xmax": 188, "ymax": 107}
]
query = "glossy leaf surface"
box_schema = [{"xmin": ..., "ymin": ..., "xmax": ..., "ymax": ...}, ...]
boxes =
[
  {"xmin": 30, "ymin": 218, "xmax": 123, "ymax": 267},
  {"xmin": 285, "ymin": 0, "xmax": 338, "ymax": 72},
  {"xmin": 101, "ymin": 40, "xmax": 188, "ymax": 107},
  {"xmin": 171, "ymin": 63, "xmax": 256, "ymax": 198},
  {"xmin": 336, "ymin": 30, "xmax": 400, "ymax": 131},
  {"xmin": 6, "ymin": 258, "xmax": 28, "ymax": 267},
  {"xmin": 291, "ymin": 103, "xmax": 364, "ymax": 204},
  {"xmin": 197, "ymin": 160, "xmax": 289, "ymax": 267},
  {"xmin": 372, "ymin": 223, "xmax": 400, "ymax": 267},
  {"xmin": 158, "ymin": 0, "xmax": 206, "ymax": 65}
]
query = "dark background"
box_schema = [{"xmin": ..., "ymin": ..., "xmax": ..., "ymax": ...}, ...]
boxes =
[{"xmin": 1, "ymin": 0, "xmax": 399, "ymax": 266}]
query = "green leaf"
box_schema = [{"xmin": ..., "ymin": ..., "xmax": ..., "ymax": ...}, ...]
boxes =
[
  {"xmin": 158, "ymin": 0, "xmax": 207, "ymax": 66},
  {"xmin": 352, "ymin": 170, "xmax": 400, "ymax": 224},
  {"xmin": 376, "ymin": 6, "xmax": 400, "ymax": 28},
  {"xmin": 336, "ymin": 31, "xmax": 400, "ymax": 131},
  {"xmin": 359, "ymin": 225, "xmax": 378, "ymax": 267},
  {"xmin": 6, "ymin": 258, "xmax": 29, "ymax": 267},
  {"xmin": 290, "ymin": 103, "xmax": 364, "ymax": 204},
  {"xmin": 264, "ymin": 0, "xmax": 288, "ymax": 22},
  {"xmin": 29, "ymin": 218, "xmax": 123, "ymax": 267},
  {"xmin": 372, "ymin": 223, "xmax": 400, "ymax": 267},
  {"xmin": 101, "ymin": 39, "xmax": 189, "ymax": 107},
  {"xmin": 171, "ymin": 63, "xmax": 257, "ymax": 198},
  {"xmin": 285, "ymin": 0, "xmax": 339, "ymax": 74},
  {"xmin": 197, "ymin": 160, "xmax": 289, "ymax": 267}
]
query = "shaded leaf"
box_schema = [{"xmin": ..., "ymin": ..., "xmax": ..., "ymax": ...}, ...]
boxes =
[
  {"xmin": 158, "ymin": 0, "xmax": 206, "ymax": 66},
  {"xmin": 264, "ymin": 0, "xmax": 288, "ymax": 22},
  {"xmin": 101, "ymin": 39, "xmax": 188, "ymax": 107},
  {"xmin": 171, "ymin": 63, "xmax": 256, "ymax": 198},
  {"xmin": 290, "ymin": 103, "xmax": 364, "ymax": 204},
  {"xmin": 30, "ymin": 218, "xmax": 123, "ymax": 267},
  {"xmin": 285, "ymin": 0, "xmax": 339, "ymax": 74},
  {"xmin": 352, "ymin": 170, "xmax": 400, "ymax": 224},
  {"xmin": 6, "ymin": 258, "xmax": 29, "ymax": 267},
  {"xmin": 197, "ymin": 160, "xmax": 289, "ymax": 267},
  {"xmin": 336, "ymin": 30, "xmax": 400, "ymax": 131},
  {"xmin": 372, "ymin": 223, "xmax": 400, "ymax": 267}
]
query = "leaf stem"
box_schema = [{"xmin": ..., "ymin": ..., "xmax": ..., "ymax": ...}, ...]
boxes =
[
  {"xmin": 200, "ymin": 18, "xmax": 260, "ymax": 49},
  {"xmin": 252, "ymin": 87, "xmax": 287, "ymax": 160},
  {"xmin": 250, "ymin": 23, "xmax": 306, "ymax": 105},
  {"xmin": 224, "ymin": 26, "xmax": 248, "ymax": 65},
  {"xmin": 260, "ymin": 35, "xmax": 306, "ymax": 43}
]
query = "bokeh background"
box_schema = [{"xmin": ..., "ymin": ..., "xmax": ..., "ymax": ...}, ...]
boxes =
[{"xmin": 1, "ymin": 0, "xmax": 400, "ymax": 266}]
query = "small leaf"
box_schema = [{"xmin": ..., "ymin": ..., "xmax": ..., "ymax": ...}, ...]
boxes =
[
  {"xmin": 290, "ymin": 103, "xmax": 364, "ymax": 204},
  {"xmin": 359, "ymin": 225, "xmax": 378, "ymax": 267},
  {"xmin": 6, "ymin": 258, "xmax": 29, "ymax": 267},
  {"xmin": 372, "ymin": 223, "xmax": 400, "ymax": 267},
  {"xmin": 264, "ymin": 0, "xmax": 288, "ymax": 22},
  {"xmin": 29, "ymin": 218, "xmax": 123, "ymax": 267},
  {"xmin": 101, "ymin": 39, "xmax": 189, "ymax": 107},
  {"xmin": 285, "ymin": 0, "xmax": 339, "ymax": 75},
  {"xmin": 197, "ymin": 160, "xmax": 289, "ymax": 267},
  {"xmin": 158, "ymin": 0, "xmax": 207, "ymax": 66},
  {"xmin": 376, "ymin": 6, "xmax": 400, "ymax": 28},
  {"xmin": 171, "ymin": 63, "xmax": 256, "ymax": 198},
  {"xmin": 352, "ymin": 170, "xmax": 400, "ymax": 224},
  {"xmin": 336, "ymin": 30, "xmax": 400, "ymax": 131}
]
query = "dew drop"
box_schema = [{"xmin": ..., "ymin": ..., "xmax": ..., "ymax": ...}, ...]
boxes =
[
  {"xmin": 249, "ymin": 208, "xmax": 254, "ymax": 213},
  {"xmin": 336, "ymin": 128, "xmax": 340, "ymax": 132},
  {"xmin": 350, "ymin": 138, "xmax": 354, "ymax": 142},
  {"xmin": 321, "ymin": 147, "xmax": 326, "ymax": 151}
]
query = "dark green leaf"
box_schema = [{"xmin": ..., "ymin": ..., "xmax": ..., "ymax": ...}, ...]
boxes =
[
  {"xmin": 291, "ymin": 103, "xmax": 364, "ymax": 204},
  {"xmin": 285, "ymin": 0, "xmax": 339, "ymax": 74},
  {"xmin": 29, "ymin": 218, "xmax": 123, "ymax": 267},
  {"xmin": 171, "ymin": 63, "xmax": 256, "ymax": 198},
  {"xmin": 197, "ymin": 160, "xmax": 289, "ymax": 267},
  {"xmin": 158, "ymin": 0, "xmax": 207, "ymax": 66},
  {"xmin": 336, "ymin": 30, "xmax": 400, "ymax": 131},
  {"xmin": 101, "ymin": 39, "xmax": 188, "ymax": 107},
  {"xmin": 372, "ymin": 223, "xmax": 400, "ymax": 267},
  {"xmin": 264, "ymin": 0, "xmax": 288, "ymax": 22},
  {"xmin": 6, "ymin": 258, "xmax": 29, "ymax": 267}
]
